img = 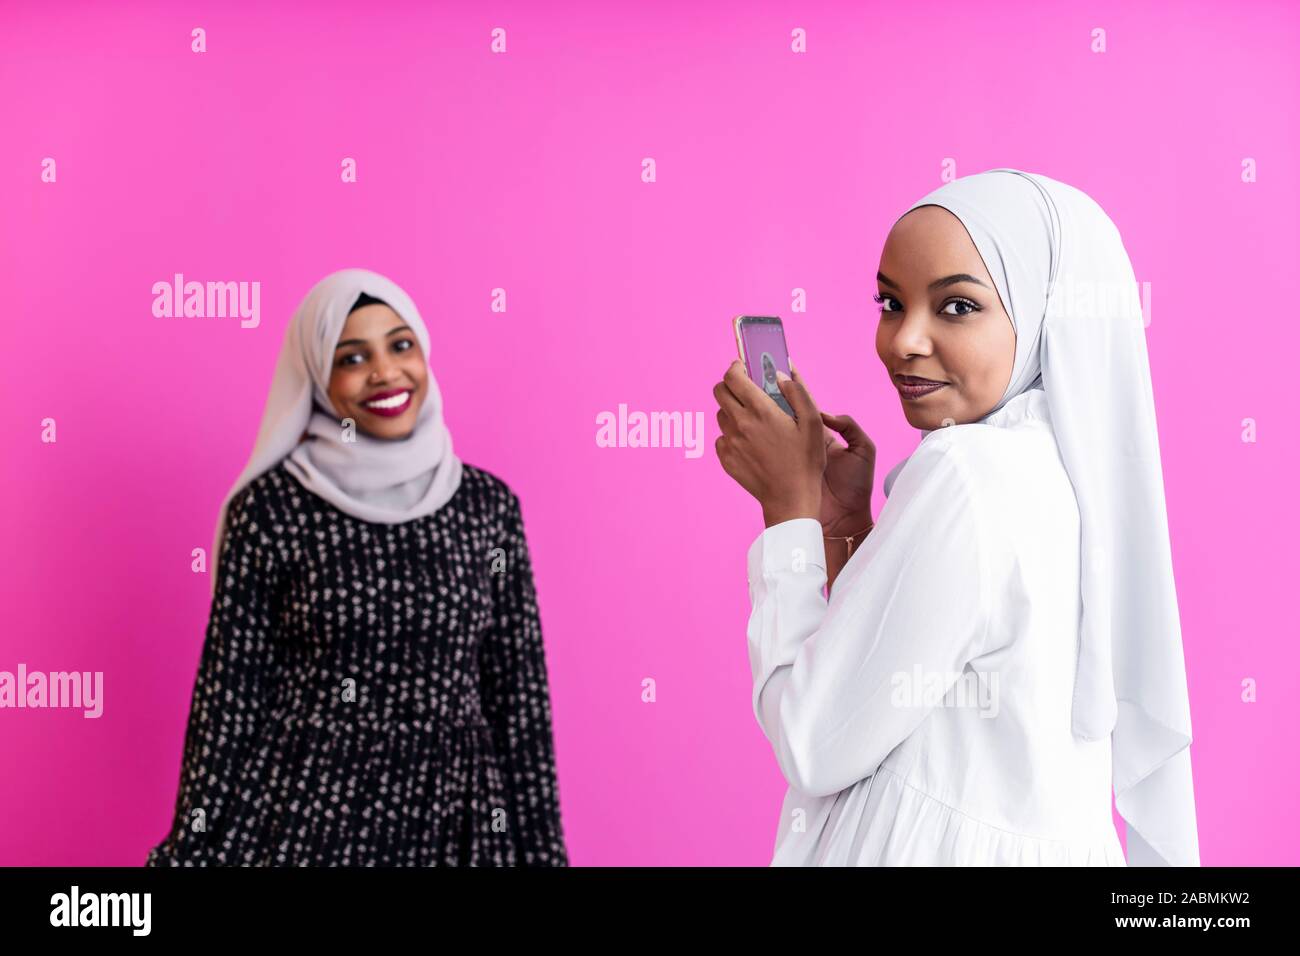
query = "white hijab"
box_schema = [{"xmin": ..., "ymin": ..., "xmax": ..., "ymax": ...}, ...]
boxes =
[
  {"xmin": 881, "ymin": 170, "xmax": 1199, "ymax": 866},
  {"xmin": 210, "ymin": 268, "xmax": 463, "ymax": 593}
]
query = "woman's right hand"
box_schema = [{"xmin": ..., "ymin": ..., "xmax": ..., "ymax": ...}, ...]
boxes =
[{"xmin": 819, "ymin": 412, "xmax": 876, "ymax": 536}]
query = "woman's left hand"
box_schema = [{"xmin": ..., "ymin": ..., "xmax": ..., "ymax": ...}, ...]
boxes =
[{"xmin": 713, "ymin": 360, "xmax": 826, "ymax": 528}]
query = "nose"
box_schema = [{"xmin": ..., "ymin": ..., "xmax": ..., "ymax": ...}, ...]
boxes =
[
  {"xmin": 889, "ymin": 307, "xmax": 935, "ymax": 360},
  {"xmin": 370, "ymin": 354, "xmax": 398, "ymax": 384}
]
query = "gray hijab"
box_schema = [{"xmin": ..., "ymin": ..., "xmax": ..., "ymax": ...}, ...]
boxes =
[{"xmin": 211, "ymin": 268, "xmax": 463, "ymax": 591}]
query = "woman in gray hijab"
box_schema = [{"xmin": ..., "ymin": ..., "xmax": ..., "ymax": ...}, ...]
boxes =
[{"xmin": 147, "ymin": 269, "xmax": 567, "ymax": 866}]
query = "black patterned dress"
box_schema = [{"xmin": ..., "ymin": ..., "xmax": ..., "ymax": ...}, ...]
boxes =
[{"xmin": 145, "ymin": 461, "xmax": 567, "ymax": 866}]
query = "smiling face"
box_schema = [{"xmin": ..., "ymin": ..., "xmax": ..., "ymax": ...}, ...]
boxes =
[
  {"xmin": 326, "ymin": 303, "xmax": 427, "ymax": 440},
  {"xmin": 874, "ymin": 204, "xmax": 1016, "ymax": 430}
]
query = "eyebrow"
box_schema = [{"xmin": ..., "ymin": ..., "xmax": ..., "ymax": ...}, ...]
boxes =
[
  {"xmin": 877, "ymin": 272, "xmax": 993, "ymax": 293},
  {"xmin": 335, "ymin": 325, "xmax": 413, "ymax": 350}
]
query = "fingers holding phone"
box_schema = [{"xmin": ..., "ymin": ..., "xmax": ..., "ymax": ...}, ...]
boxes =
[
  {"xmin": 716, "ymin": 318, "xmax": 826, "ymax": 526},
  {"xmin": 733, "ymin": 315, "xmax": 795, "ymax": 418}
]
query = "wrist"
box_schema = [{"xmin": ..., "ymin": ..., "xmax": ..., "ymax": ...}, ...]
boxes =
[
  {"xmin": 761, "ymin": 494, "xmax": 821, "ymax": 529},
  {"xmin": 821, "ymin": 511, "xmax": 874, "ymax": 538},
  {"xmin": 822, "ymin": 514, "xmax": 874, "ymax": 566}
]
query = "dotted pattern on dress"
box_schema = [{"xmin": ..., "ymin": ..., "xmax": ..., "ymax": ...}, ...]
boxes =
[{"xmin": 144, "ymin": 461, "xmax": 568, "ymax": 866}]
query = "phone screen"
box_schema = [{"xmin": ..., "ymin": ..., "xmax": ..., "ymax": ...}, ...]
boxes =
[{"xmin": 737, "ymin": 316, "xmax": 795, "ymax": 417}]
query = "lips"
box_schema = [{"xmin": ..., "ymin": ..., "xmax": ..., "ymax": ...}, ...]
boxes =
[
  {"xmin": 896, "ymin": 374, "xmax": 947, "ymax": 385},
  {"xmin": 895, "ymin": 373, "xmax": 948, "ymax": 399},
  {"xmin": 361, "ymin": 388, "xmax": 413, "ymax": 417}
]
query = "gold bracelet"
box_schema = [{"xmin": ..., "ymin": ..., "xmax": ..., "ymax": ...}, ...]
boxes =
[{"xmin": 824, "ymin": 523, "xmax": 874, "ymax": 563}]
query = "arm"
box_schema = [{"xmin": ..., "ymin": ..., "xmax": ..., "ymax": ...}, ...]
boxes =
[
  {"xmin": 745, "ymin": 438, "xmax": 1000, "ymax": 798},
  {"xmin": 145, "ymin": 486, "xmax": 284, "ymax": 866},
  {"xmin": 479, "ymin": 492, "xmax": 568, "ymax": 866}
]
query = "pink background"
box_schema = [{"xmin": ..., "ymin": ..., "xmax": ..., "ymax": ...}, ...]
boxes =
[{"xmin": 2, "ymin": 0, "xmax": 1297, "ymax": 865}]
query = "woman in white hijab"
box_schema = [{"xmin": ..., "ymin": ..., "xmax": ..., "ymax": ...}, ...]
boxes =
[
  {"xmin": 146, "ymin": 268, "xmax": 568, "ymax": 867},
  {"xmin": 713, "ymin": 170, "xmax": 1199, "ymax": 866}
]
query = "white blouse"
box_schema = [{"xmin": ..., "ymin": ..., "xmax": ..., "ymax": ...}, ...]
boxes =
[{"xmin": 745, "ymin": 388, "xmax": 1126, "ymax": 865}]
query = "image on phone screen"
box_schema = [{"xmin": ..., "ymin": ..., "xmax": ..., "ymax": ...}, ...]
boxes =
[{"xmin": 737, "ymin": 316, "xmax": 795, "ymax": 417}]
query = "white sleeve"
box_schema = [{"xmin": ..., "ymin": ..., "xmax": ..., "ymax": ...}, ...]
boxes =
[{"xmin": 744, "ymin": 436, "xmax": 999, "ymax": 797}]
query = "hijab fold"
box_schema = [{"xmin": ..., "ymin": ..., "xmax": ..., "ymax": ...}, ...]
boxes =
[
  {"xmin": 211, "ymin": 268, "xmax": 463, "ymax": 592},
  {"xmin": 883, "ymin": 170, "xmax": 1199, "ymax": 866}
]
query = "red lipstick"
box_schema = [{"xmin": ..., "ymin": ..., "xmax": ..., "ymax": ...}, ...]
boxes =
[{"xmin": 360, "ymin": 388, "xmax": 413, "ymax": 417}]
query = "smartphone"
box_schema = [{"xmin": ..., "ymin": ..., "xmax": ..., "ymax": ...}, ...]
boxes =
[{"xmin": 733, "ymin": 315, "xmax": 795, "ymax": 417}]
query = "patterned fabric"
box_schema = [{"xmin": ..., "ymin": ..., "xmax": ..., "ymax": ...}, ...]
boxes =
[{"xmin": 145, "ymin": 461, "xmax": 567, "ymax": 866}]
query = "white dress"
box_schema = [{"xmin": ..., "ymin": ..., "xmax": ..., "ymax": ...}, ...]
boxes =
[{"xmin": 745, "ymin": 388, "xmax": 1127, "ymax": 866}]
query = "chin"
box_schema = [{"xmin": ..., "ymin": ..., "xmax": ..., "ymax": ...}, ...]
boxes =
[
  {"xmin": 376, "ymin": 419, "xmax": 419, "ymax": 440},
  {"xmin": 899, "ymin": 404, "xmax": 930, "ymax": 430},
  {"xmin": 900, "ymin": 406, "xmax": 945, "ymax": 432},
  {"xmin": 354, "ymin": 411, "xmax": 414, "ymax": 440}
]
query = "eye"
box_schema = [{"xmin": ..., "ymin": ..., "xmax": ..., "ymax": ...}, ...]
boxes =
[
  {"xmin": 392, "ymin": 338, "xmax": 414, "ymax": 353},
  {"xmin": 941, "ymin": 298, "xmax": 981, "ymax": 317},
  {"xmin": 338, "ymin": 352, "xmax": 365, "ymax": 367},
  {"xmin": 873, "ymin": 293, "xmax": 899, "ymax": 313}
]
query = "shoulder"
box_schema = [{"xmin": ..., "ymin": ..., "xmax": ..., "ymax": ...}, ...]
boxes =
[
  {"xmin": 889, "ymin": 431, "xmax": 977, "ymax": 506},
  {"xmin": 917, "ymin": 419, "xmax": 1060, "ymax": 496},
  {"xmin": 908, "ymin": 421, "xmax": 1075, "ymax": 561},
  {"xmin": 459, "ymin": 462, "xmax": 519, "ymax": 505},
  {"xmin": 886, "ymin": 427, "xmax": 1020, "ymax": 547},
  {"xmin": 225, "ymin": 461, "xmax": 300, "ymax": 527},
  {"xmin": 458, "ymin": 462, "xmax": 525, "ymax": 527}
]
